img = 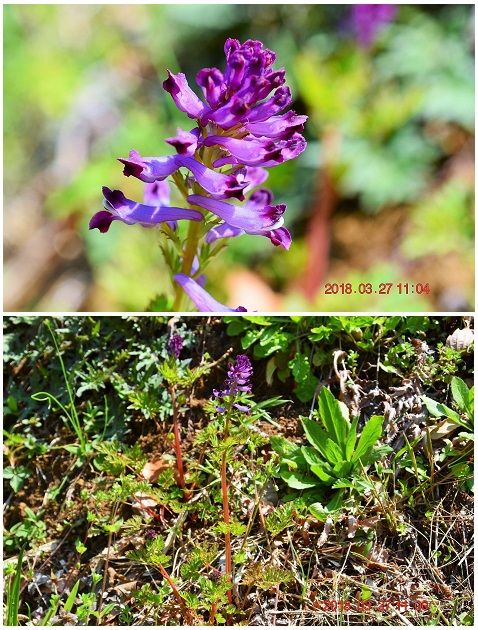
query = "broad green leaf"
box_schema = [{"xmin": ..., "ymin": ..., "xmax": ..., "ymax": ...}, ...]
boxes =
[
  {"xmin": 332, "ymin": 461, "xmax": 353, "ymax": 477},
  {"xmin": 324, "ymin": 438, "xmax": 346, "ymax": 464},
  {"xmin": 352, "ymin": 415, "xmax": 383, "ymax": 463},
  {"xmin": 301, "ymin": 446, "xmax": 323, "ymax": 466},
  {"xmin": 280, "ymin": 469, "xmax": 317, "ymax": 489},
  {"xmin": 295, "ymin": 376, "xmax": 319, "ymax": 402},
  {"xmin": 310, "ymin": 463, "xmax": 335, "ymax": 483},
  {"xmin": 345, "ymin": 417, "xmax": 358, "ymax": 460},
  {"xmin": 422, "ymin": 396, "xmax": 460, "ymax": 422},
  {"xmin": 309, "ymin": 493, "xmax": 344, "ymax": 520},
  {"xmin": 451, "ymin": 377, "xmax": 470, "ymax": 414},
  {"xmin": 318, "ymin": 388, "xmax": 349, "ymax": 451},
  {"xmin": 301, "ymin": 417, "xmax": 334, "ymax": 461}
]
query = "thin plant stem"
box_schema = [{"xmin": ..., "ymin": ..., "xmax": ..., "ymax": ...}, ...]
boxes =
[
  {"xmin": 221, "ymin": 409, "xmax": 233, "ymax": 605},
  {"xmin": 209, "ymin": 602, "xmax": 218, "ymax": 625},
  {"xmin": 158, "ymin": 563, "xmax": 193, "ymax": 624},
  {"xmin": 170, "ymin": 385, "xmax": 186, "ymax": 489}
]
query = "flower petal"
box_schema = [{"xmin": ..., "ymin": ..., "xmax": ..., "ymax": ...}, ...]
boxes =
[
  {"xmin": 205, "ymin": 135, "xmax": 282, "ymax": 167},
  {"xmin": 166, "ymin": 128, "xmax": 200, "ymax": 155},
  {"xmin": 266, "ymin": 226, "xmax": 292, "ymax": 250},
  {"xmin": 89, "ymin": 187, "xmax": 203, "ymax": 232},
  {"xmin": 163, "ymin": 70, "xmax": 207, "ymax": 119},
  {"xmin": 119, "ymin": 150, "xmax": 179, "ymax": 183},
  {"xmin": 174, "ymin": 274, "xmax": 246, "ymax": 312},
  {"xmin": 244, "ymin": 167, "xmax": 269, "ymax": 191},
  {"xmin": 143, "ymin": 181, "xmax": 170, "ymax": 206},
  {"xmin": 188, "ymin": 193, "xmax": 285, "ymax": 232},
  {"xmin": 246, "ymin": 111, "xmax": 308, "ymax": 139},
  {"xmin": 196, "ymin": 67, "xmax": 225, "ymax": 107},
  {"xmin": 205, "ymin": 222, "xmax": 244, "ymax": 244},
  {"xmin": 245, "ymin": 86, "xmax": 292, "ymax": 123},
  {"xmin": 177, "ymin": 156, "xmax": 247, "ymax": 200},
  {"xmin": 211, "ymin": 133, "xmax": 306, "ymax": 168}
]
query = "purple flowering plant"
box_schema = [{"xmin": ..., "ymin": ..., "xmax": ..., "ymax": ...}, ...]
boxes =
[{"xmin": 90, "ymin": 39, "xmax": 307, "ymax": 312}]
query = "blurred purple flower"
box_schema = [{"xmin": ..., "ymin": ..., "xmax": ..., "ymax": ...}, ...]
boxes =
[
  {"xmin": 167, "ymin": 334, "xmax": 183, "ymax": 359},
  {"xmin": 351, "ymin": 4, "xmax": 397, "ymax": 47}
]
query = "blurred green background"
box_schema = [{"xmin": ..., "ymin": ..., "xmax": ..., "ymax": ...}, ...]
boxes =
[{"xmin": 4, "ymin": 4, "xmax": 474, "ymax": 312}]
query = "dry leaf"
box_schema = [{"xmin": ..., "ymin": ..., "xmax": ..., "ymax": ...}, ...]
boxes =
[{"xmin": 142, "ymin": 459, "xmax": 168, "ymax": 483}]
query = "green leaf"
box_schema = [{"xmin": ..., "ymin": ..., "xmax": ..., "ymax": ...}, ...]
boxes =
[
  {"xmin": 301, "ymin": 417, "xmax": 334, "ymax": 461},
  {"xmin": 270, "ymin": 436, "xmax": 300, "ymax": 459},
  {"xmin": 345, "ymin": 417, "xmax": 358, "ymax": 460},
  {"xmin": 64, "ymin": 579, "xmax": 81, "ymax": 613},
  {"xmin": 451, "ymin": 377, "xmax": 470, "ymax": 414},
  {"xmin": 310, "ymin": 463, "xmax": 335, "ymax": 483},
  {"xmin": 280, "ymin": 469, "xmax": 317, "ymax": 489},
  {"xmin": 352, "ymin": 415, "xmax": 383, "ymax": 464},
  {"xmin": 422, "ymin": 396, "xmax": 460, "ymax": 422},
  {"xmin": 4, "ymin": 466, "xmax": 31, "ymax": 492},
  {"xmin": 289, "ymin": 353, "xmax": 311, "ymax": 383},
  {"xmin": 318, "ymin": 388, "xmax": 349, "ymax": 450},
  {"xmin": 301, "ymin": 446, "xmax": 323, "ymax": 466},
  {"xmin": 295, "ymin": 375, "xmax": 319, "ymax": 402}
]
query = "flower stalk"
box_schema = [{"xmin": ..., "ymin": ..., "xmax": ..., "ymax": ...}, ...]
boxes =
[
  {"xmin": 220, "ymin": 407, "xmax": 233, "ymax": 604},
  {"xmin": 170, "ymin": 384, "xmax": 186, "ymax": 489}
]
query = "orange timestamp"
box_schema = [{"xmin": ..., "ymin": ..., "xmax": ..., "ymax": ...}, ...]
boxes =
[{"xmin": 323, "ymin": 282, "xmax": 430, "ymax": 295}]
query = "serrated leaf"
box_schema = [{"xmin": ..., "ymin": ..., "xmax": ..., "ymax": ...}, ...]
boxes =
[
  {"xmin": 289, "ymin": 353, "xmax": 311, "ymax": 383},
  {"xmin": 352, "ymin": 415, "xmax": 383, "ymax": 464}
]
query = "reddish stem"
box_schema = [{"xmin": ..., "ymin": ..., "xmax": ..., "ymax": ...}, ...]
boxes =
[
  {"xmin": 170, "ymin": 385, "xmax": 186, "ymax": 489},
  {"xmin": 221, "ymin": 448, "xmax": 233, "ymax": 604},
  {"xmin": 158, "ymin": 563, "xmax": 193, "ymax": 624},
  {"xmin": 209, "ymin": 602, "xmax": 218, "ymax": 625}
]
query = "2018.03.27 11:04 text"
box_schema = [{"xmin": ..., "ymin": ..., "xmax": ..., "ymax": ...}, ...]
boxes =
[{"xmin": 323, "ymin": 282, "xmax": 431, "ymax": 296}]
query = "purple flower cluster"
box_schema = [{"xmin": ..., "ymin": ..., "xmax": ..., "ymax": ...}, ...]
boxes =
[
  {"xmin": 90, "ymin": 38, "xmax": 306, "ymax": 311},
  {"xmin": 351, "ymin": 4, "xmax": 396, "ymax": 47},
  {"xmin": 167, "ymin": 333, "xmax": 183, "ymax": 359},
  {"xmin": 214, "ymin": 354, "xmax": 253, "ymax": 412}
]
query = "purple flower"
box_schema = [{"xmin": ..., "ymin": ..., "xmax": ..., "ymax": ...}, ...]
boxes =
[
  {"xmin": 188, "ymin": 192, "xmax": 285, "ymax": 233},
  {"xmin": 89, "ymin": 187, "xmax": 202, "ymax": 233},
  {"xmin": 204, "ymin": 189, "xmax": 291, "ymax": 250},
  {"xmin": 167, "ymin": 334, "xmax": 183, "ymax": 359},
  {"xmin": 174, "ymin": 274, "xmax": 247, "ymax": 313},
  {"xmin": 166, "ymin": 128, "xmax": 200, "ymax": 155},
  {"xmin": 93, "ymin": 38, "xmax": 307, "ymax": 311},
  {"xmin": 351, "ymin": 5, "xmax": 397, "ymax": 47},
  {"xmin": 163, "ymin": 70, "xmax": 206, "ymax": 119},
  {"xmin": 214, "ymin": 354, "xmax": 253, "ymax": 413}
]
